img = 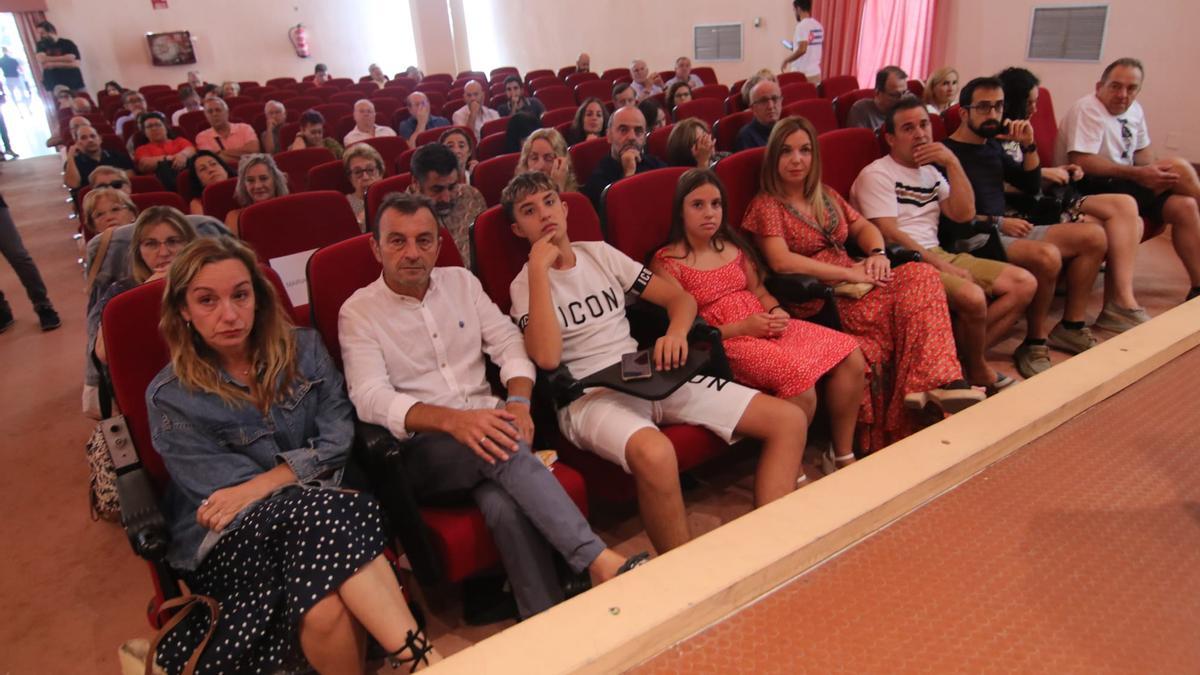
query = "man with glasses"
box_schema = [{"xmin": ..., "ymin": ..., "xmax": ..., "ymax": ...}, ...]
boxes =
[
  {"xmin": 114, "ymin": 91, "xmax": 150, "ymax": 138},
  {"xmin": 847, "ymin": 66, "xmax": 909, "ymax": 131},
  {"xmin": 1058, "ymin": 57, "xmax": 1200, "ymax": 302},
  {"xmin": 734, "ymin": 79, "xmax": 783, "ymax": 151},
  {"xmin": 582, "ymin": 105, "xmax": 665, "ymax": 211},
  {"xmin": 408, "ymin": 143, "xmax": 486, "ymax": 266},
  {"xmin": 397, "ymin": 92, "xmax": 449, "ymax": 142},
  {"xmin": 64, "ymin": 124, "xmax": 132, "ymax": 192}
]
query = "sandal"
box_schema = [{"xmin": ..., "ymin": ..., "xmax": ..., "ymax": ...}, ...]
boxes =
[
  {"xmin": 820, "ymin": 447, "xmax": 856, "ymax": 475},
  {"xmin": 617, "ymin": 551, "xmax": 651, "ymax": 575},
  {"xmin": 984, "ymin": 373, "xmax": 1015, "ymax": 397},
  {"xmin": 387, "ymin": 628, "xmax": 434, "ymax": 672},
  {"xmin": 904, "ymin": 383, "xmax": 985, "ymax": 415}
]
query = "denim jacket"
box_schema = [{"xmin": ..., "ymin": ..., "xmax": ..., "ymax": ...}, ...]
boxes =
[{"xmin": 146, "ymin": 328, "xmax": 353, "ymax": 571}]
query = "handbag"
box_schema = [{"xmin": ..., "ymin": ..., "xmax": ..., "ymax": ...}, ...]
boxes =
[
  {"xmin": 85, "ymin": 353, "xmax": 121, "ymax": 521},
  {"xmin": 1006, "ymin": 182, "xmax": 1083, "ymax": 225},
  {"xmin": 142, "ymin": 594, "xmax": 221, "ymax": 675}
]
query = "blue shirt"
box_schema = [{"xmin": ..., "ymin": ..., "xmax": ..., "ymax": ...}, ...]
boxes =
[
  {"xmin": 397, "ymin": 115, "xmax": 450, "ymax": 141},
  {"xmin": 146, "ymin": 328, "xmax": 353, "ymax": 570},
  {"xmin": 733, "ymin": 119, "xmax": 774, "ymax": 152}
]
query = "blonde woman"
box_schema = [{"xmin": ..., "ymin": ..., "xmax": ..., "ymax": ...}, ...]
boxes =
[
  {"xmin": 225, "ymin": 153, "xmax": 289, "ymax": 235},
  {"xmin": 82, "ymin": 186, "xmax": 137, "ymax": 238},
  {"xmin": 146, "ymin": 237, "xmax": 439, "ymax": 673},
  {"xmin": 517, "ymin": 128, "xmax": 578, "ymax": 192},
  {"xmin": 923, "ymin": 67, "xmax": 959, "ymax": 114}
]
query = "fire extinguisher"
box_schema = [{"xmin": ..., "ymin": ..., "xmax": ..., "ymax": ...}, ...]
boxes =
[{"xmin": 288, "ymin": 24, "xmax": 310, "ymax": 58}]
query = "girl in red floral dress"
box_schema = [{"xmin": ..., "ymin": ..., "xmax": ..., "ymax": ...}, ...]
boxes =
[
  {"xmin": 741, "ymin": 116, "xmax": 982, "ymax": 453},
  {"xmin": 652, "ymin": 169, "xmax": 866, "ymax": 471}
]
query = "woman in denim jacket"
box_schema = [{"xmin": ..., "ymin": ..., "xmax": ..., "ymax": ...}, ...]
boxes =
[{"xmin": 146, "ymin": 237, "xmax": 438, "ymax": 673}]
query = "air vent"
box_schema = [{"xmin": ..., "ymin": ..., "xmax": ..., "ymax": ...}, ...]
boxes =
[
  {"xmin": 1027, "ymin": 5, "xmax": 1108, "ymax": 61},
  {"xmin": 694, "ymin": 23, "xmax": 742, "ymax": 62}
]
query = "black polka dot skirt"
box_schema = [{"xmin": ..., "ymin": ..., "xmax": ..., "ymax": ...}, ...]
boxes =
[{"xmin": 155, "ymin": 488, "xmax": 387, "ymax": 675}]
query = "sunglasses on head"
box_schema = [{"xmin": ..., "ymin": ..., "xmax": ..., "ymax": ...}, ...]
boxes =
[{"xmin": 96, "ymin": 180, "xmax": 128, "ymax": 190}]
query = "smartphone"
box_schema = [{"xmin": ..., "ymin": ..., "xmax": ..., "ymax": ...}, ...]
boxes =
[
  {"xmin": 620, "ymin": 350, "xmax": 654, "ymax": 381},
  {"xmin": 781, "ymin": 39, "xmax": 795, "ymax": 50}
]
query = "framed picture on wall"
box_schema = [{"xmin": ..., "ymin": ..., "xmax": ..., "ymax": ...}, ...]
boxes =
[{"xmin": 146, "ymin": 31, "xmax": 196, "ymax": 66}]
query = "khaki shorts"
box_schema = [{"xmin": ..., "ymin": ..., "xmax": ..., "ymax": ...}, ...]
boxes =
[{"xmin": 926, "ymin": 247, "xmax": 1008, "ymax": 297}]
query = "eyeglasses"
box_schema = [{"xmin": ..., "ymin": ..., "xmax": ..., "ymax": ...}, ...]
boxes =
[
  {"xmin": 350, "ymin": 167, "xmax": 379, "ymax": 178},
  {"xmin": 967, "ymin": 101, "xmax": 1005, "ymax": 114},
  {"xmin": 752, "ymin": 95, "xmax": 782, "ymax": 106},
  {"xmin": 139, "ymin": 236, "xmax": 186, "ymax": 253},
  {"xmin": 95, "ymin": 180, "xmax": 128, "ymax": 190}
]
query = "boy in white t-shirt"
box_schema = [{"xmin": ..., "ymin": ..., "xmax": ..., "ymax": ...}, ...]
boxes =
[
  {"xmin": 502, "ymin": 172, "xmax": 807, "ymax": 554},
  {"xmin": 782, "ymin": 0, "xmax": 823, "ymax": 81}
]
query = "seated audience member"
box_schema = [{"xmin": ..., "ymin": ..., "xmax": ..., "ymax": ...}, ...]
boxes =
[
  {"xmin": 923, "ymin": 67, "xmax": 959, "ymax": 114},
  {"xmin": 505, "ymin": 111, "xmax": 542, "ymax": 154},
  {"xmin": 344, "ymin": 99, "xmax": 397, "ymax": 146},
  {"xmin": 219, "ymin": 80, "xmax": 240, "ymax": 99},
  {"xmin": 367, "ymin": 62, "xmax": 389, "ymax": 89},
  {"xmin": 666, "ymin": 81, "xmax": 692, "ymax": 111},
  {"xmin": 653, "ymin": 169, "xmax": 866, "ymax": 473},
  {"xmin": 518, "ymin": 127, "xmax": 578, "ymax": 192},
  {"xmin": 342, "ymin": 142, "xmax": 384, "ymax": 230},
  {"xmin": 185, "ymin": 150, "xmax": 233, "ymax": 214},
  {"xmin": 741, "ymin": 69, "xmax": 777, "ymax": 107},
  {"xmin": 225, "ymin": 153, "xmax": 289, "ymax": 235},
  {"xmin": 850, "ymin": 98, "xmax": 1036, "ymax": 384},
  {"xmin": 451, "ymin": 81, "xmax": 499, "ymax": 140},
  {"xmin": 565, "ymin": 97, "xmax": 608, "ymax": 145},
  {"xmin": 781, "ymin": 0, "xmax": 824, "ymax": 81},
  {"xmin": 289, "ymin": 109, "xmax": 345, "ymax": 159},
  {"xmin": 339, "ymin": 192, "xmax": 646, "ymax": 619},
  {"xmin": 734, "ymin": 79, "xmax": 783, "ymax": 152},
  {"xmin": 87, "ymin": 166, "xmax": 133, "ymax": 193},
  {"xmin": 999, "ymin": 66, "xmax": 1148, "ymax": 332},
  {"xmin": 505, "ymin": 171, "xmax": 808, "ymax": 553},
  {"xmin": 147, "ymin": 236, "xmax": 440, "ymax": 673},
  {"xmin": 638, "ymin": 99, "xmax": 667, "ymax": 132},
  {"xmin": 195, "ymin": 97, "xmax": 261, "ymax": 166},
  {"xmin": 51, "ymin": 85, "xmax": 72, "ymax": 110},
  {"xmin": 665, "ymin": 118, "xmax": 725, "ymax": 168},
  {"xmin": 313, "ymin": 62, "xmax": 331, "ymax": 86},
  {"xmin": 497, "ymin": 75, "xmax": 545, "ymax": 117},
  {"xmin": 397, "ymin": 92, "xmax": 450, "ymax": 141},
  {"xmin": 629, "ymin": 59, "xmax": 663, "ymax": 102},
  {"xmin": 70, "ymin": 95, "xmax": 91, "ymax": 114},
  {"xmin": 945, "ymin": 78, "xmax": 1106, "ymax": 373},
  {"xmin": 408, "ymin": 142, "xmax": 486, "ymax": 266},
  {"xmin": 440, "ymin": 126, "xmax": 478, "ymax": 182},
  {"xmin": 114, "ymin": 90, "xmax": 149, "ymax": 136},
  {"xmin": 1058, "ymin": 57, "xmax": 1200, "ymax": 303},
  {"xmin": 665, "ymin": 56, "xmax": 703, "ymax": 89},
  {"xmin": 576, "ymin": 52, "xmax": 591, "ymax": 74},
  {"xmin": 103, "ymin": 80, "xmax": 122, "ymax": 97},
  {"xmin": 404, "ymin": 66, "xmax": 424, "ymax": 82},
  {"xmin": 82, "ymin": 185, "xmax": 137, "ymax": 239},
  {"xmin": 170, "ymin": 86, "xmax": 203, "ymax": 128},
  {"xmin": 260, "ymin": 100, "xmax": 288, "ymax": 154},
  {"xmin": 847, "ymin": 66, "xmax": 909, "ymax": 130},
  {"xmin": 134, "ymin": 112, "xmax": 195, "ymax": 187},
  {"xmin": 64, "ymin": 124, "xmax": 132, "ymax": 191},
  {"xmin": 612, "ymin": 82, "xmax": 637, "ymax": 109},
  {"xmin": 582, "ymin": 105, "xmax": 666, "ymax": 210},
  {"xmin": 186, "ymin": 70, "xmax": 203, "ymax": 91},
  {"xmin": 745, "ymin": 115, "xmax": 984, "ymax": 452}
]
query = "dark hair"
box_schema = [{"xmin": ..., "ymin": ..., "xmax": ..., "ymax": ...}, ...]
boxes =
[
  {"xmin": 505, "ymin": 111, "xmax": 542, "ymax": 154},
  {"xmin": 638, "ymin": 98, "xmax": 664, "ymax": 129},
  {"xmin": 411, "ymin": 142, "xmax": 460, "ymax": 182},
  {"xmin": 299, "ymin": 109, "xmax": 325, "ymax": 127},
  {"xmin": 504, "ymin": 75, "xmax": 522, "ymax": 88},
  {"xmin": 104, "ymin": 80, "xmax": 122, "ymax": 91},
  {"xmin": 501, "ymin": 171, "xmax": 559, "ymax": 221},
  {"xmin": 665, "ymin": 118, "xmax": 710, "ymax": 167},
  {"xmin": 612, "ymin": 82, "xmax": 632, "ymax": 100},
  {"xmin": 793, "ymin": 0, "xmax": 813, "ymax": 11},
  {"xmin": 569, "ymin": 97, "xmax": 609, "ymax": 143},
  {"xmin": 997, "ymin": 67, "xmax": 1040, "ymax": 120},
  {"xmin": 138, "ymin": 111, "xmax": 167, "ymax": 130},
  {"xmin": 178, "ymin": 85, "xmax": 197, "ymax": 102},
  {"xmin": 187, "ymin": 150, "xmax": 233, "ymax": 195},
  {"xmin": 883, "ymin": 97, "xmax": 927, "ymax": 134},
  {"xmin": 372, "ymin": 191, "xmax": 438, "ymax": 239},
  {"xmin": 36, "ymin": 20, "xmax": 55, "ymax": 33},
  {"xmin": 663, "ymin": 168, "xmax": 763, "ymax": 280},
  {"xmin": 874, "ymin": 66, "xmax": 907, "ymax": 92},
  {"xmin": 314, "ymin": 63, "xmax": 328, "ymax": 73},
  {"xmin": 958, "ymin": 76, "xmax": 1004, "ymax": 108},
  {"xmin": 1101, "ymin": 57, "xmax": 1144, "ymax": 83},
  {"xmin": 666, "ymin": 81, "xmax": 692, "ymax": 108}
]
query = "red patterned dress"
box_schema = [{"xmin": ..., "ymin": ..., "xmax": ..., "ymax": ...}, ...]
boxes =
[
  {"xmin": 742, "ymin": 188, "xmax": 963, "ymax": 452},
  {"xmin": 654, "ymin": 248, "xmax": 859, "ymax": 398}
]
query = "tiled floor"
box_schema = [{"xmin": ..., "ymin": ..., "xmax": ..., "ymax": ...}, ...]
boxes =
[{"xmin": 632, "ymin": 346, "xmax": 1200, "ymax": 675}]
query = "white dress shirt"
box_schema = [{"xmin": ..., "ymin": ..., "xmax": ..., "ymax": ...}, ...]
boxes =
[
  {"xmin": 451, "ymin": 104, "xmax": 499, "ymax": 140},
  {"xmin": 339, "ymin": 268, "xmax": 536, "ymax": 439},
  {"xmin": 343, "ymin": 124, "xmax": 397, "ymax": 146}
]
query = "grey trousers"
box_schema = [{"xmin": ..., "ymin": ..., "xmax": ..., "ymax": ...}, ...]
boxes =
[
  {"xmin": 401, "ymin": 432, "xmax": 605, "ymax": 619},
  {"xmin": 0, "ymin": 203, "xmax": 51, "ymax": 311}
]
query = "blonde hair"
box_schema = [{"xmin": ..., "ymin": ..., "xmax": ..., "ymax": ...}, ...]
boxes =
[
  {"xmin": 343, "ymin": 142, "xmax": 384, "ymax": 178},
  {"xmin": 159, "ymin": 237, "xmax": 298, "ymax": 414},
  {"xmin": 517, "ymin": 128, "xmax": 578, "ymax": 192},
  {"xmin": 761, "ymin": 116, "xmax": 831, "ymax": 230},
  {"xmin": 923, "ymin": 67, "xmax": 959, "ymax": 109},
  {"xmin": 83, "ymin": 187, "xmax": 137, "ymax": 231},
  {"xmin": 234, "ymin": 154, "xmax": 289, "ymax": 206},
  {"xmin": 129, "ymin": 206, "xmax": 198, "ymax": 283}
]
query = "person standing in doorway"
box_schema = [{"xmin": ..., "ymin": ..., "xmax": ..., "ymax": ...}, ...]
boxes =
[
  {"xmin": 34, "ymin": 21, "xmax": 84, "ymax": 96},
  {"xmin": 781, "ymin": 0, "xmax": 824, "ymax": 83},
  {"xmin": 0, "ymin": 47, "xmax": 29, "ymax": 112}
]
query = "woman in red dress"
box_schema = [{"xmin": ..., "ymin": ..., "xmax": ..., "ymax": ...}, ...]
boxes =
[
  {"xmin": 742, "ymin": 116, "xmax": 982, "ymax": 452},
  {"xmin": 651, "ymin": 169, "xmax": 866, "ymax": 472}
]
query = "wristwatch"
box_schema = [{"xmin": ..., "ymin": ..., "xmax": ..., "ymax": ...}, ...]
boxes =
[
  {"xmin": 868, "ymin": 247, "xmax": 887, "ymax": 257},
  {"xmin": 1020, "ymin": 143, "xmax": 1037, "ymax": 154}
]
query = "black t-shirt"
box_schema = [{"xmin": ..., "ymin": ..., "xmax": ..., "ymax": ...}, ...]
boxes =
[
  {"xmin": 943, "ymin": 137, "xmax": 1040, "ymax": 217},
  {"xmin": 37, "ymin": 37, "xmax": 84, "ymax": 90},
  {"xmin": 70, "ymin": 149, "xmax": 134, "ymax": 186},
  {"xmin": 0, "ymin": 55, "xmax": 19, "ymax": 78},
  {"xmin": 583, "ymin": 152, "xmax": 667, "ymax": 211}
]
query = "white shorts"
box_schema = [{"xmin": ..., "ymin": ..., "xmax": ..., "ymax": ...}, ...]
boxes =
[{"xmin": 556, "ymin": 374, "xmax": 760, "ymax": 473}]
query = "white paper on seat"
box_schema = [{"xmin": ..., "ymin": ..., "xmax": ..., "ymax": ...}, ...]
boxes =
[{"xmin": 269, "ymin": 248, "xmax": 318, "ymax": 308}]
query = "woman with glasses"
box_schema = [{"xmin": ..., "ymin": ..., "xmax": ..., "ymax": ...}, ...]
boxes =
[
  {"xmin": 666, "ymin": 81, "xmax": 693, "ymax": 113},
  {"xmin": 134, "ymin": 111, "xmax": 196, "ymax": 187},
  {"xmin": 342, "ymin": 143, "xmax": 384, "ymax": 231}
]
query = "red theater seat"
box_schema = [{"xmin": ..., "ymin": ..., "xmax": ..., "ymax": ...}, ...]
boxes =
[{"xmin": 471, "ymin": 153, "xmax": 520, "ymax": 207}]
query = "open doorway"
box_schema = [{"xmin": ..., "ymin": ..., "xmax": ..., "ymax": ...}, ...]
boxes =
[{"xmin": 0, "ymin": 12, "xmax": 51, "ymax": 159}]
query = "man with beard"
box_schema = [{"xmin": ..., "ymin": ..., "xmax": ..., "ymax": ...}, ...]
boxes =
[
  {"xmin": 582, "ymin": 105, "xmax": 665, "ymax": 211},
  {"xmin": 942, "ymin": 77, "xmax": 1106, "ymax": 377},
  {"xmin": 408, "ymin": 142, "xmax": 486, "ymax": 267}
]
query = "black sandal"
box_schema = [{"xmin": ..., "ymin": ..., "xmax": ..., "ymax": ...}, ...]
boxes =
[
  {"xmin": 617, "ymin": 552, "xmax": 651, "ymax": 575},
  {"xmin": 387, "ymin": 628, "xmax": 434, "ymax": 672}
]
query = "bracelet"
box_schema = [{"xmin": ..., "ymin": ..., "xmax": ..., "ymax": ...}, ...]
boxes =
[
  {"xmin": 766, "ymin": 304, "xmax": 784, "ymax": 314},
  {"xmin": 506, "ymin": 395, "xmax": 532, "ymax": 407}
]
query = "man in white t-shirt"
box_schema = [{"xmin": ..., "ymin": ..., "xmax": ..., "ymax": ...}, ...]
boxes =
[
  {"xmin": 343, "ymin": 99, "xmax": 397, "ymax": 146},
  {"xmin": 1057, "ymin": 57, "xmax": 1200, "ymax": 302},
  {"xmin": 503, "ymin": 172, "xmax": 807, "ymax": 555},
  {"xmin": 851, "ymin": 98, "xmax": 1035, "ymax": 391},
  {"xmin": 781, "ymin": 0, "xmax": 823, "ymax": 82}
]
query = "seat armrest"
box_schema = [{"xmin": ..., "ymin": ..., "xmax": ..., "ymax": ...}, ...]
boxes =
[
  {"xmin": 115, "ymin": 467, "xmax": 170, "ymax": 561},
  {"xmin": 845, "ymin": 239, "xmax": 921, "ymax": 267},
  {"xmin": 764, "ymin": 273, "xmax": 833, "ymax": 304}
]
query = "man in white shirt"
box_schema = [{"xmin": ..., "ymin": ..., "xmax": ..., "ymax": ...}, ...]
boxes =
[
  {"xmin": 451, "ymin": 80, "xmax": 498, "ymax": 141},
  {"xmin": 1057, "ymin": 57, "xmax": 1200, "ymax": 302},
  {"xmin": 781, "ymin": 0, "xmax": 824, "ymax": 82},
  {"xmin": 339, "ymin": 191, "xmax": 642, "ymax": 619},
  {"xmin": 343, "ymin": 99, "xmax": 397, "ymax": 146},
  {"xmin": 170, "ymin": 86, "xmax": 202, "ymax": 128},
  {"xmin": 851, "ymin": 98, "xmax": 1035, "ymax": 390},
  {"xmin": 664, "ymin": 56, "xmax": 703, "ymax": 89},
  {"xmin": 628, "ymin": 59, "xmax": 663, "ymax": 102}
]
